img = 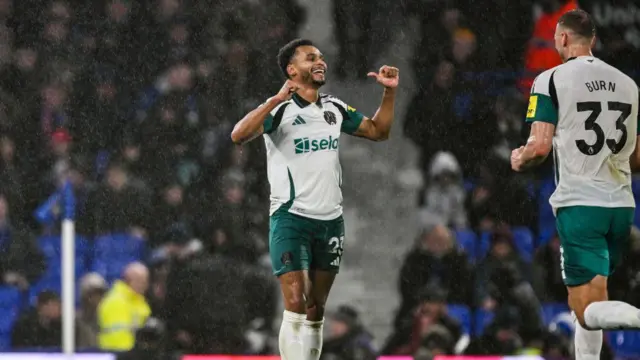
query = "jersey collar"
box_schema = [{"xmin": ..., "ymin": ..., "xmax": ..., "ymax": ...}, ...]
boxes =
[{"xmin": 292, "ymin": 93, "xmax": 322, "ymax": 108}]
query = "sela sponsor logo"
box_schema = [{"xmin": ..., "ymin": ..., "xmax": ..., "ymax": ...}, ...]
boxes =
[{"xmin": 293, "ymin": 136, "xmax": 339, "ymax": 154}]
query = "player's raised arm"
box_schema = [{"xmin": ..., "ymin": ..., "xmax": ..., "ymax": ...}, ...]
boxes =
[
  {"xmin": 230, "ymin": 80, "xmax": 299, "ymax": 144},
  {"xmin": 350, "ymin": 66, "xmax": 399, "ymax": 141}
]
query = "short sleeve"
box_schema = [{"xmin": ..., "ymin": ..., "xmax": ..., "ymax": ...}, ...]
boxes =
[
  {"xmin": 263, "ymin": 113, "xmax": 276, "ymax": 133},
  {"xmin": 340, "ymin": 104, "xmax": 365, "ymax": 134},
  {"xmin": 526, "ymin": 70, "xmax": 559, "ymax": 125},
  {"xmin": 262, "ymin": 100, "xmax": 290, "ymax": 135}
]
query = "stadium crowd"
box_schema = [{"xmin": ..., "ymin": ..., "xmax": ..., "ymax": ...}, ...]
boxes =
[{"xmin": 0, "ymin": 0, "xmax": 637, "ymax": 359}]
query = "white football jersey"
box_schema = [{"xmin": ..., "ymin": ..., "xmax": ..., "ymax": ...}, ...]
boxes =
[
  {"xmin": 262, "ymin": 93, "xmax": 364, "ymax": 220},
  {"xmin": 526, "ymin": 55, "xmax": 639, "ymax": 210}
]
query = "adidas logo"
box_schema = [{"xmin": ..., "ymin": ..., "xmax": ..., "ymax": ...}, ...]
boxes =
[{"xmin": 292, "ymin": 115, "xmax": 306, "ymax": 125}]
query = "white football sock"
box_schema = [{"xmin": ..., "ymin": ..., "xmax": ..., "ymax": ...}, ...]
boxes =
[
  {"xmin": 302, "ymin": 318, "xmax": 324, "ymax": 360},
  {"xmin": 584, "ymin": 301, "xmax": 640, "ymax": 330},
  {"xmin": 574, "ymin": 312, "xmax": 602, "ymax": 360},
  {"xmin": 279, "ymin": 310, "xmax": 305, "ymax": 360}
]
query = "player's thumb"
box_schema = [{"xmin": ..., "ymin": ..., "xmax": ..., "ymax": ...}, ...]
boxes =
[{"xmin": 367, "ymin": 72, "xmax": 378, "ymax": 79}]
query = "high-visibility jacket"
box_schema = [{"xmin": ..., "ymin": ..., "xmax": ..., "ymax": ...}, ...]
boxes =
[
  {"xmin": 97, "ymin": 280, "xmax": 150, "ymax": 351},
  {"xmin": 520, "ymin": 0, "xmax": 579, "ymax": 93}
]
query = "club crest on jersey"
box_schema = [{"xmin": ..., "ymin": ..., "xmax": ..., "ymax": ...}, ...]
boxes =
[{"xmin": 324, "ymin": 111, "xmax": 337, "ymax": 125}]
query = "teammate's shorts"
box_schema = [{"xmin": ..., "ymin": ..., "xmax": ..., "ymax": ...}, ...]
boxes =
[
  {"xmin": 269, "ymin": 207, "xmax": 345, "ymax": 276},
  {"xmin": 556, "ymin": 206, "xmax": 634, "ymax": 286}
]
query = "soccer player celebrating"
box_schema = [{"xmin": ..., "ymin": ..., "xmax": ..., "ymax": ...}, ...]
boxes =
[
  {"xmin": 511, "ymin": 9, "xmax": 640, "ymax": 360},
  {"xmin": 231, "ymin": 39, "xmax": 398, "ymax": 360}
]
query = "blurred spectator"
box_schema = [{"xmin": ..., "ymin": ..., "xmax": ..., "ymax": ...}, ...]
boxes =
[
  {"xmin": 410, "ymin": 4, "xmax": 462, "ymax": 84},
  {"xmin": 322, "ymin": 305, "xmax": 377, "ymax": 360},
  {"xmin": 77, "ymin": 272, "xmax": 108, "ymax": 349},
  {"xmin": 69, "ymin": 65, "xmax": 128, "ymax": 155},
  {"xmin": 86, "ymin": 162, "xmax": 151, "ymax": 237},
  {"xmin": 0, "ymin": 135, "xmax": 25, "ymax": 216},
  {"xmin": 0, "ymin": 194, "xmax": 45, "ymax": 290},
  {"xmin": 419, "ymin": 152, "xmax": 468, "ymax": 229},
  {"xmin": 332, "ymin": 0, "xmax": 372, "ymax": 79},
  {"xmin": 481, "ymin": 91, "xmax": 528, "ymax": 170},
  {"xmin": 533, "ymin": 233, "xmax": 567, "ymax": 302},
  {"xmin": 579, "ymin": 0, "xmax": 640, "ymax": 77},
  {"xmin": 395, "ymin": 224, "xmax": 473, "ymax": 326},
  {"xmin": 542, "ymin": 331, "xmax": 571, "ymax": 360},
  {"xmin": 609, "ymin": 226, "xmax": 640, "ymax": 305},
  {"xmin": 519, "ymin": 0, "xmax": 578, "ymax": 93},
  {"xmin": 476, "ymin": 233, "xmax": 544, "ymax": 345},
  {"xmin": 404, "ymin": 60, "xmax": 458, "ymax": 172},
  {"xmin": 412, "ymin": 325, "xmax": 456, "ymax": 360},
  {"xmin": 116, "ymin": 317, "xmax": 172, "ymax": 360},
  {"xmin": 98, "ymin": 262, "xmax": 151, "ymax": 351},
  {"xmin": 475, "ymin": 227, "xmax": 531, "ymax": 309},
  {"xmin": 465, "ymin": 309, "xmax": 523, "ymax": 355},
  {"xmin": 11, "ymin": 290, "xmax": 62, "ymax": 348},
  {"xmin": 164, "ymin": 248, "xmax": 277, "ymax": 354},
  {"xmin": 383, "ymin": 287, "xmax": 464, "ymax": 356},
  {"xmin": 466, "ymin": 167, "xmax": 536, "ymax": 231}
]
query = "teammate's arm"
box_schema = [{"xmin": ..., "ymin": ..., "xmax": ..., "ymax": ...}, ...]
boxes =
[
  {"xmin": 230, "ymin": 80, "xmax": 298, "ymax": 144},
  {"xmin": 511, "ymin": 121, "xmax": 556, "ymax": 172},
  {"xmin": 351, "ymin": 66, "xmax": 399, "ymax": 141}
]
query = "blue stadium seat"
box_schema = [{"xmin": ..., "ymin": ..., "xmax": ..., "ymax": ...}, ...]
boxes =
[
  {"xmin": 474, "ymin": 309, "xmax": 494, "ymax": 336},
  {"xmin": 633, "ymin": 178, "xmax": 640, "ymax": 227},
  {"xmin": 447, "ymin": 304, "xmax": 471, "ymax": 334},
  {"xmin": 0, "ymin": 334, "xmax": 10, "ymax": 351},
  {"xmin": 453, "ymin": 229, "xmax": 477, "ymax": 262},
  {"xmin": 92, "ymin": 233, "xmax": 145, "ymax": 283},
  {"xmin": 512, "ymin": 227, "xmax": 534, "ymax": 262},
  {"xmin": 607, "ymin": 330, "xmax": 640, "ymax": 359},
  {"xmin": 0, "ymin": 287, "xmax": 20, "ymax": 346},
  {"xmin": 538, "ymin": 177, "xmax": 556, "ymax": 245},
  {"xmin": 541, "ymin": 302, "xmax": 570, "ymax": 325},
  {"xmin": 29, "ymin": 235, "xmax": 92, "ymax": 306},
  {"xmin": 37, "ymin": 235, "xmax": 90, "ymax": 278}
]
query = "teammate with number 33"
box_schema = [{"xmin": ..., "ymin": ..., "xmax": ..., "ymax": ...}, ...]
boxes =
[
  {"xmin": 231, "ymin": 39, "xmax": 398, "ymax": 360},
  {"xmin": 511, "ymin": 9, "xmax": 640, "ymax": 360}
]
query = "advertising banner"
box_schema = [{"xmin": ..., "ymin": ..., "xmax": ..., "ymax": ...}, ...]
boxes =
[{"xmin": 0, "ymin": 355, "xmax": 115, "ymax": 360}]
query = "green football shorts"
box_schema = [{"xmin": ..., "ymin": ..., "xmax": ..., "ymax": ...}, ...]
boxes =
[
  {"xmin": 556, "ymin": 206, "xmax": 634, "ymax": 286},
  {"xmin": 269, "ymin": 207, "xmax": 345, "ymax": 276}
]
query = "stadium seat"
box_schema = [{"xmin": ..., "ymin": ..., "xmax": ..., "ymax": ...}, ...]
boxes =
[
  {"xmin": 478, "ymin": 232, "xmax": 491, "ymax": 260},
  {"xmin": 453, "ymin": 229, "xmax": 477, "ymax": 262},
  {"xmin": 607, "ymin": 330, "xmax": 640, "ymax": 359},
  {"xmin": 538, "ymin": 177, "xmax": 556, "ymax": 245},
  {"xmin": 0, "ymin": 335, "xmax": 9, "ymax": 351},
  {"xmin": 0, "ymin": 287, "xmax": 20, "ymax": 348},
  {"xmin": 633, "ymin": 178, "xmax": 640, "ymax": 227},
  {"xmin": 29, "ymin": 235, "xmax": 92, "ymax": 306},
  {"xmin": 511, "ymin": 227, "xmax": 534, "ymax": 262},
  {"xmin": 92, "ymin": 233, "xmax": 146, "ymax": 283},
  {"xmin": 447, "ymin": 304, "xmax": 471, "ymax": 334},
  {"xmin": 37, "ymin": 235, "xmax": 91, "ymax": 278},
  {"xmin": 473, "ymin": 309, "xmax": 494, "ymax": 336},
  {"xmin": 541, "ymin": 302, "xmax": 570, "ymax": 325}
]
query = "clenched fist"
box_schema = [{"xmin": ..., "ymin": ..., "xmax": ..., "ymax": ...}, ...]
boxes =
[{"xmin": 273, "ymin": 80, "xmax": 300, "ymax": 102}]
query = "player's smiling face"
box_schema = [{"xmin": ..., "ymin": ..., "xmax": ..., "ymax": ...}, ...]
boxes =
[{"xmin": 290, "ymin": 45, "xmax": 327, "ymax": 88}]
